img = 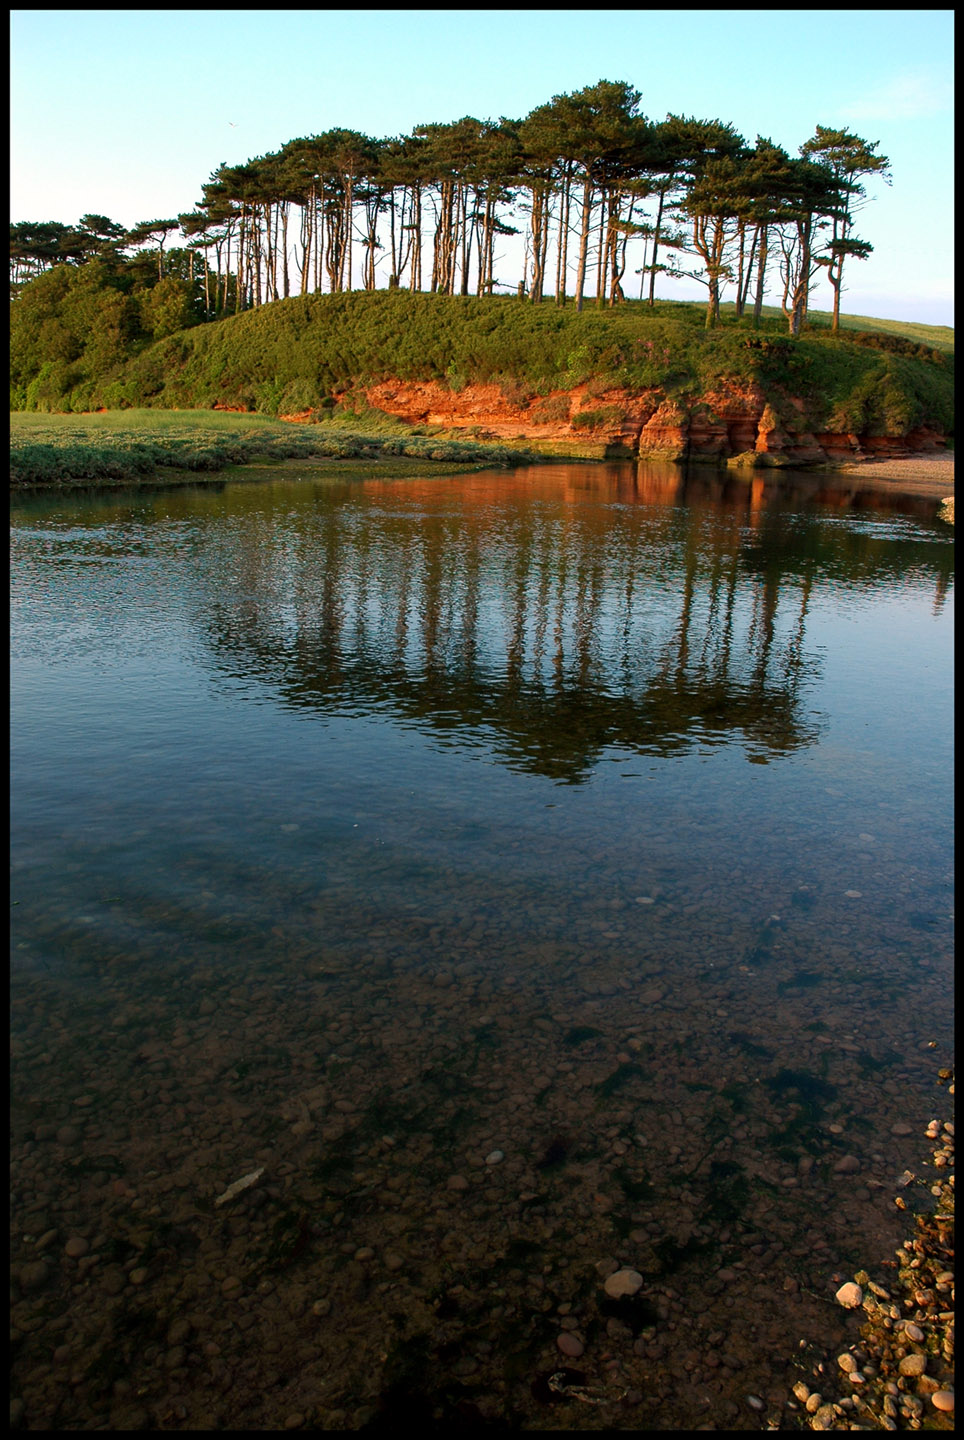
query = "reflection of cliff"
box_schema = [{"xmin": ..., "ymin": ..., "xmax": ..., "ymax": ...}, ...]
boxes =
[{"xmin": 196, "ymin": 471, "xmax": 838, "ymax": 781}]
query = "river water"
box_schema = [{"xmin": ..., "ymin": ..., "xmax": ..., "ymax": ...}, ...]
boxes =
[{"xmin": 10, "ymin": 460, "xmax": 954, "ymax": 1430}]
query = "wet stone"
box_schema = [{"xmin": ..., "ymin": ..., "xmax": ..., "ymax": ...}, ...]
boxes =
[
  {"xmin": 102, "ymin": 1267, "xmax": 126, "ymax": 1295},
  {"xmin": 603, "ymin": 1267, "xmax": 643, "ymax": 1298},
  {"xmin": 18, "ymin": 1261, "xmax": 50, "ymax": 1292}
]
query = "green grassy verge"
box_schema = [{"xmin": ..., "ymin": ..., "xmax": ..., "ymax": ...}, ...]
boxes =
[{"xmin": 9, "ymin": 409, "xmax": 549, "ymax": 490}]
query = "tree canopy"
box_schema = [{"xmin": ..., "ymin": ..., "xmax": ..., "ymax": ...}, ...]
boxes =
[{"xmin": 11, "ymin": 80, "xmax": 892, "ymax": 340}]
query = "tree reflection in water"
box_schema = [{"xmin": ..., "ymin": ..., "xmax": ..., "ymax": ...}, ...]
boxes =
[{"xmin": 189, "ymin": 460, "xmax": 951, "ymax": 782}]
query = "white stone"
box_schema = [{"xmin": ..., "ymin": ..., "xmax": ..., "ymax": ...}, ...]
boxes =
[
  {"xmin": 835, "ymin": 1281, "xmax": 863, "ymax": 1308},
  {"xmin": 214, "ymin": 1167, "xmax": 264, "ymax": 1207}
]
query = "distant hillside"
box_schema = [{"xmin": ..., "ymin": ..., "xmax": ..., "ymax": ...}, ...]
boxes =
[{"xmin": 713, "ymin": 301, "xmax": 954, "ymax": 354}]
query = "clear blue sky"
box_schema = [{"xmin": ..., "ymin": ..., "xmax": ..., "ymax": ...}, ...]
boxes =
[{"xmin": 10, "ymin": 8, "xmax": 954, "ymax": 326}]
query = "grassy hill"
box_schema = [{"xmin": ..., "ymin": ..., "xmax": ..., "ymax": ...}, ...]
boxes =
[
  {"xmin": 10, "ymin": 281, "xmax": 953, "ymax": 448},
  {"xmin": 111, "ymin": 291, "xmax": 954, "ymax": 438}
]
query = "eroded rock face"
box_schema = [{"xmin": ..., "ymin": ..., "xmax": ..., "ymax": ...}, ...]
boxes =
[{"xmin": 283, "ymin": 379, "xmax": 947, "ymax": 467}]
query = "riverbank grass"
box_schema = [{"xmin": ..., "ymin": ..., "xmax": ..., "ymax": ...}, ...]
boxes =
[{"xmin": 9, "ymin": 409, "xmax": 547, "ymax": 489}]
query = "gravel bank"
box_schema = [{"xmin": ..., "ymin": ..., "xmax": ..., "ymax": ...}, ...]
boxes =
[
  {"xmin": 785, "ymin": 1071, "xmax": 955, "ymax": 1432},
  {"xmin": 829, "ymin": 453, "xmax": 954, "ymax": 500}
]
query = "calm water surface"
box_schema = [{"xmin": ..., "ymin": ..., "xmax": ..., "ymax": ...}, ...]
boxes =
[{"xmin": 10, "ymin": 461, "xmax": 954, "ymax": 1429}]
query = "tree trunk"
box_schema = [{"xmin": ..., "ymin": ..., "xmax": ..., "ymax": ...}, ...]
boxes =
[
  {"xmin": 830, "ymin": 257, "xmax": 843, "ymax": 332},
  {"xmin": 529, "ymin": 185, "xmax": 545, "ymax": 302},
  {"xmin": 648, "ymin": 185, "xmax": 667, "ymax": 307},
  {"xmin": 344, "ymin": 176, "xmax": 354, "ymax": 292},
  {"xmin": 574, "ymin": 176, "xmax": 594, "ymax": 312},
  {"xmin": 734, "ymin": 221, "xmax": 746, "ymax": 319},
  {"xmin": 555, "ymin": 169, "xmax": 571, "ymax": 305},
  {"xmin": 411, "ymin": 186, "xmax": 422, "ymax": 292},
  {"xmin": 281, "ymin": 203, "xmax": 290, "ymax": 300},
  {"xmin": 611, "ymin": 195, "xmax": 635, "ymax": 304},
  {"xmin": 752, "ymin": 224, "xmax": 768, "ymax": 327}
]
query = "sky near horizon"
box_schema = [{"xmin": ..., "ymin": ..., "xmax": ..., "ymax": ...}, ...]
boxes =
[{"xmin": 10, "ymin": 8, "xmax": 955, "ymax": 327}]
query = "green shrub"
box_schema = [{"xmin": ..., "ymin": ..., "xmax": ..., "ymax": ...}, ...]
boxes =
[{"xmin": 529, "ymin": 394, "xmax": 571, "ymax": 423}]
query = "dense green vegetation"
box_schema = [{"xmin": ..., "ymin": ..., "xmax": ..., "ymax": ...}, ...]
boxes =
[
  {"xmin": 10, "ymin": 285, "xmax": 953, "ymax": 443},
  {"xmin": 8, "ymin": 408, "xmax": 548, "ymax": 489}
]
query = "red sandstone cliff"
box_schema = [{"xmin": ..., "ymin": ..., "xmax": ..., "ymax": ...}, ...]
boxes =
[{"xmin": 282, "ymin": 380, "xmax": 946, "ymax": 466}]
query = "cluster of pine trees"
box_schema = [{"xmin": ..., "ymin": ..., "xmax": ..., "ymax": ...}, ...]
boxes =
[{"xmin": 11, "ymin": 79, "xmax": 890, "ymax": 337}]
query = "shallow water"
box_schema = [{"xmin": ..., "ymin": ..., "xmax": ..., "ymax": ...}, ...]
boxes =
[{"xmin": 10, "ymin": 460, "xmax": 954, "ymax": 1430}]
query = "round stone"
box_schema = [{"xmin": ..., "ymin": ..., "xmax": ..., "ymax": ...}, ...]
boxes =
[
  {"xmin": 931, "ymin": 1391, "xmax": 954, "ymax": 1413},
  {"xmin": 603, "ymin": 1267, "xmax": 643, "ymax": 1299},
  {"xmin": 835, "ymin": 1281, "xmax": 863, "ymax": 1308},
  {"xmin": 485, "ymin": 1150, "xmax": 505, "ymax": 1166},
  {"xmin": 556, "ymin": 1332, "xmax": 584, "ymax": 1358},
  {"xmin": 903, "ymin": 1322, "xmax": 924, "ymax": 1342},
  {"xmin": 838, "ymin": 1353, "xmax": 857, "ymax": 1373},
  {"xmin": 102, "ymin": 1266, "xmax": 126, "ymax": 1295},
  {"xmin": 64, "ymin": 1236, "xmax": 89, "ymax": 1258},
  {"xmin": 18, "ymin": 1260, "xmax": 50, "ymax": 1291},
  {"xmin": 898, "ymin": 1353, "xmax": 926, "ymax": 1377}
]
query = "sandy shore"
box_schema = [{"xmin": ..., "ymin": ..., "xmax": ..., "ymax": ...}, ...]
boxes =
[{"xmin": 828, "ymin": 451, "xmax": 954, "ymax": 499}]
